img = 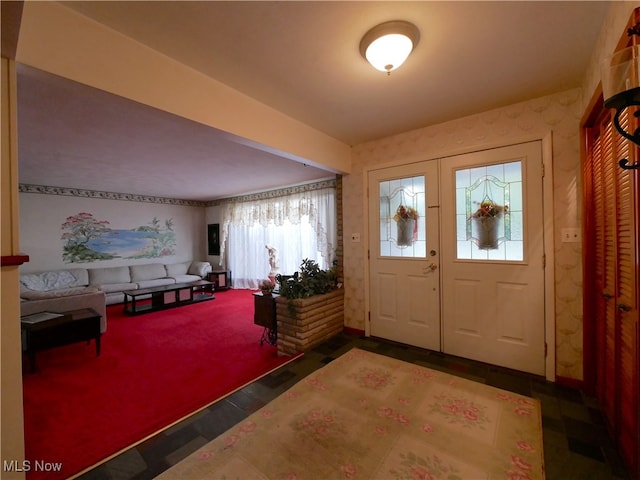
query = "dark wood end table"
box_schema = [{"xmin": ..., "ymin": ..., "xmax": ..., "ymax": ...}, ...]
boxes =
[
  {"xmin": 21, "ymin": 308, "xmax": 102, "ymax": 373},
  {"xmin": 207, "ymin": 270, "xmax": 231, "ymax": 291},
  {"xmin": 253, "ymin": 292, "xmax": 278, "ymax": 346}
]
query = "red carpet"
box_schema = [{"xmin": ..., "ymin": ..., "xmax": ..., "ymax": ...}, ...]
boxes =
[{"xmin": 22, "ymin": 289, "xmax": 295, "ymax": 480}]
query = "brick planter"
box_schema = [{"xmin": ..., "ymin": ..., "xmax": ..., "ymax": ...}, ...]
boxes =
[{"xmin": 275, "ymin": 289, "xmax": 344, "ymax": 356}]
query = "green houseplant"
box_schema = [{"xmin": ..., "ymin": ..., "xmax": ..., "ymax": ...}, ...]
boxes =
[
  {"xmin": 274, "ymin": 259, "xmax": 343, "ymax": 356},
  {"xmin": 276, "ymin": 258, "xmax": 338, "ymax": 300}
]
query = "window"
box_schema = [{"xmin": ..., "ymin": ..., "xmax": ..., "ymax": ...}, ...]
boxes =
[
  {"xmin": 220, "ymin": 185, "xmax": 336, "ymax": 289},
  {"xmin": 454, "ymin": 161, "xmax": 524, "ymax": 261},
  {"xmin": 378, "ymin": 175, "xmax": 426, "ymax": 258}
]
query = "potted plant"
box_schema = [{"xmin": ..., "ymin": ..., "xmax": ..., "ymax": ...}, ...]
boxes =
[
  {"xmin": 258, "ymin": 279, "xmax": 275, "ymax": 296},
  {"xmin": 393, "ymin": 205, "xmax": 419, "ymax": 246},
  {"xmin": 471, "ymin": 200, "xmax": 508, "ymax": 249},
  {"xmin": 276, "ymin": 259, "xmax": 338, "ymax": 300},
  {"xmin": 274, "ymin": 259, "xmax": 343, "ymax": 356}
]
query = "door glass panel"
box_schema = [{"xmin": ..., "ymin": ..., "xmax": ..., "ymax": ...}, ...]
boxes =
[
  {"xmin": 455, "ymin": 161, "xmax": 523, "ymax": 261},
  {"xmin": 379, "ymin": 175, "xmax": 426, "ymax": 258}
]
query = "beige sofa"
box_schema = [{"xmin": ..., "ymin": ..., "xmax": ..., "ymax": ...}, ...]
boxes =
[
  {"xmin": 19, "ymin": 268, "xmax": 108, "ymax": 332},
  {"xmin": 19, "ymin": 261, "xmax": 212, "ymax": 331}
]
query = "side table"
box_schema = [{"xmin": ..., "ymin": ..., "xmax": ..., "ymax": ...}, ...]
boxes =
[
  {"xmin": 208, "ymin": 270, "xmax": 231, "ymax": 291},
  {"xmin": 21, "ymin": 308, "xmax": 102, "ymax": 373},
  {"xmin": 253, "ymin": 292, "xmax": 278, "ymax": 346}
]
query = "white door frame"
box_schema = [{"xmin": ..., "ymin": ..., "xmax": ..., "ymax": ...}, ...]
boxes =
[{"xmin": 362, "ymin": 133, "xmax": 556, "ymax": 381}]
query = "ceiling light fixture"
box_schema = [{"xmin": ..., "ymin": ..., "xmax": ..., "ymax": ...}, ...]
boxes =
[{"xmin": 359, "ymin": 20, "xmax": 420, "ymax": 75}]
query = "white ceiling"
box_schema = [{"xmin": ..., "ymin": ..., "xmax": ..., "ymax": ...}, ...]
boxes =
[{"xmin": 16, "ymin": 1, "xmax": 610, "ymax": 202}]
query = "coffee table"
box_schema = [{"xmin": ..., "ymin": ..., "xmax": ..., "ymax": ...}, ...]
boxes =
[
  {"xmin": 123, "ymin": 280, "xmax": 215, "ymax": 314},
  {"xmin": 21, "ymin": 308, "xmax": 102, "ymax": 373}
]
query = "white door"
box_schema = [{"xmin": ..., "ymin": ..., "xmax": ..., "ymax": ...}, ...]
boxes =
[
  {"xmin": 440, "ymin": 141, "xmax": 546, "ymax": 375},
  {"xmin": 368, "ymin": 161, "xmax": 440, "ymax": 351}
]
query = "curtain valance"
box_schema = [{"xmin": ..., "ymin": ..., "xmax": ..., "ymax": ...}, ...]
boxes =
[{"xmin": 220, "ymin": 185, "xmax": 336, "ymax": 264}]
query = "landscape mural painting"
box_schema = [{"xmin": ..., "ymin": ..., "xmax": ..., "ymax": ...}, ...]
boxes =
[{"xmin": 61, "ymin": 212, "xmax": 176, "ymax": 263}]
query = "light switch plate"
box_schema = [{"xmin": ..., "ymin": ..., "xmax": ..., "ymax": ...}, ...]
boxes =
[{"xmin": 561, "ymin": 228, "xmax": 581, "ymax": 243}]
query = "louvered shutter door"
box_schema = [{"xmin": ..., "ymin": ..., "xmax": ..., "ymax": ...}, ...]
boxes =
[
  {"xmin": 614, "ymin": 110, "xmax": 638, "ymax": 473},
  {"xmin": 585, "ymin": 104, "xmax": 639, "ymax": 477}
]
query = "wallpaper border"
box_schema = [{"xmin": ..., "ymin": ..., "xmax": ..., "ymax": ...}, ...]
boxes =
[
  {"xmin": 19, "ymin": 184, "xmax": 208, "ymax": 207},
  {"xmin": 206, "ymin": 178, "xmax": 336, "ymax": 206},
  {"xmin": 19, "ymin": 178, "xmax": 337, "ymax": 207}
]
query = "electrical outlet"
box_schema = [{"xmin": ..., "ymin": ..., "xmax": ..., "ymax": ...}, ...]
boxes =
[
  {"xmin": 351, "ymin": 233, "xmax": 361, "ymax": 243},
  {"xmin": 561, "ymin": 228, "xmax": 581, "ymax": 243}
]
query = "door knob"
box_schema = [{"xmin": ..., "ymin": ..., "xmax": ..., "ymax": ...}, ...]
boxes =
[{"xmin": 421, "ymin": 263, "xmax": 438, "ymax": 274}]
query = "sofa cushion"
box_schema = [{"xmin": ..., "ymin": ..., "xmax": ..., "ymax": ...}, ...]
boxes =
[
  {"xmin": 89, "ymin": 266, "xmax": 131, "ymax": 285},
  {"xmin": 130, "ymin": 264, "xmax": 167, "ymax": 282},
  {"xmin": 171, "ymin": 274, "xmax": 202, "ymax": 284},
  {"xmin": 137, "ymin": 278, "xmax": 175, "ymax": 289},
  {"xmin": 97, "ymin": 282, "xmax": 138, "ymax": 294},
  {"xmin": 165, "ymin": 262, "xmax": 190, "ymax": 277},
  {"xmin": 20, "ymin": 286, "xmax": 100, "ymax": 300},
  {"xmin": 20, "ymin": 269, "xmax": 89, "ymax": 292},
  {"xmin": 105, "ymin": 291, "xmax": 126, "ymax": 306},
  {"xmin": 70, "ymin": 268, "xmax": 89, "ymax": 286},
  {"xmin": 188, "ymin": 261, "xmax": 211, "ymax": 277}
]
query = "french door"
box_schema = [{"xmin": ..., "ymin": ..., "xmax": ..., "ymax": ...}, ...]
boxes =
[
  {"xmin": 367, "ymin": 142, "xmax": 547, "ymax": 376},
  {"xmin": 368, "ymin": 161, "xmax": 441, "ymax": 351},
  {"xmin": 440, "ymin": 141, "xmax": 546, "ymax": 376}
]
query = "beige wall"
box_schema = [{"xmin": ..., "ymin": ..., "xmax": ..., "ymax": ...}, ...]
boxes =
[{"xmin": 1, "ymin": 57, "xmax": 26, "ymax": 479}]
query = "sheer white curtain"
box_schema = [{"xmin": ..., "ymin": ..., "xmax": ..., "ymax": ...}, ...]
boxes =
[{"xmin": 220, "ymin": 186, "xmax": 336, "ymax": 289}]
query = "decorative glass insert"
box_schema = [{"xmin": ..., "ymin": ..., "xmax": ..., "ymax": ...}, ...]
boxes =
[
  {"xmin": 379, "ymin": 176, "xmax": 426, "ymax": 258},
  {"xmin": 455, "ymin": 161, "xmax": 523, "ymax": 261}
]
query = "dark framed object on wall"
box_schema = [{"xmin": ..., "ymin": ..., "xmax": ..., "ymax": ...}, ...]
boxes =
[{"xmin": 207, "ymin": 224, "xmax": 220, "ymax": 256}]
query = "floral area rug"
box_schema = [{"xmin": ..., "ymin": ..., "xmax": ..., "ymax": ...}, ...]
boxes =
[{"xmin": 158, "ymin": 348, "xmax": 544, "ymax": 480}]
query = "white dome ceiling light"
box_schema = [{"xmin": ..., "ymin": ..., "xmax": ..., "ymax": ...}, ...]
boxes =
[{"xmin": 359, "ymin": 20, "xmax": 420, "ymax": 75}]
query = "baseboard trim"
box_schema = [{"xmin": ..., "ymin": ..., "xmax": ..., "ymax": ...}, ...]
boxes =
[
  {"xmin": 343, "ymin": 326, "xmax": 365, "ymax": 336},
  {"xmin": 555, "ymin": 375, "xmax": 584, "ymax": 390}
]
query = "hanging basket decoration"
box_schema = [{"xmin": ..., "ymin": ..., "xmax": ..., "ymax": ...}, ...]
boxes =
[
  {"xmin": 471, "ymin": 201, "xmax": 508, "ymax": 249},
  {"xmin": 393, "ymin": 205, "xmax": 419, "ymax": 247}
]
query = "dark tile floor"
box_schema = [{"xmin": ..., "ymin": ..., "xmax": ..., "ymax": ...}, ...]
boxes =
[{"xmin": 77, "ymin": 333, "xmax": 631, "ymax": 480}]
